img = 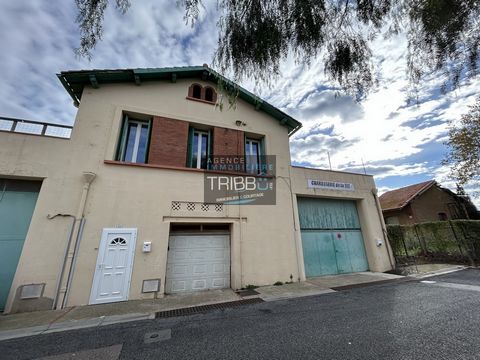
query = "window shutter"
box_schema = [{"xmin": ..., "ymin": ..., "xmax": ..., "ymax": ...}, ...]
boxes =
[
  {"xmin": 259, "ymin": 137, "xmax": 265, "ymax": 156},
  {"xmin": 207, "ymin": 129, "xmax": 213, "ymax": 169},
  {"xmin": 117, "ymin": 115, "xmax": 129, "ymax": 161},
  {"xmin": 259, "ymin": 137, "xmax": 266, "ymax": 175},
  {"xmin": 142, "ymin": 119, "xmax": 152, "ymax": 164},
  {"xmin": 186, "ymin": 127, "xmax": 194, "ymax": 167}
]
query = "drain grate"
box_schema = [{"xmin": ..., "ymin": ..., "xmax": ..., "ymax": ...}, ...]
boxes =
[{"xmin": 155, "ymin": 298, "xmax": 264, "ymax": 318}]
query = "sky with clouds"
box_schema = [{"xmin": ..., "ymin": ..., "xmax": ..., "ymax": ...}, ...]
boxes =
[{"xmin": 0, "ymin": 0, "xmax": 478, "ymax": 206}]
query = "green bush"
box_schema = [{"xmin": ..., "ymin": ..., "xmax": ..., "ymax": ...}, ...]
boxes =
[{"xmin": 387, "ymin": 220, "xmax": 480, "ymax": 262}]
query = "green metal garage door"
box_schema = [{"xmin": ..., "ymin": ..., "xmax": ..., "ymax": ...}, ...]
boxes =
[
  {"xmin": 0, "ymin": 179, "xmax": 41, "ymax": 310},
  {"xmin": 298, "ymin": 197, "xmax": 369, "ymax": 277}
]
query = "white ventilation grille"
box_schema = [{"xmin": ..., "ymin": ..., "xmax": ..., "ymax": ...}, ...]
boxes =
[
  {"xmin": 20, "ymin": 283, "xmax": 45, "ymax": 299},
  {"xmin": 142, "ymin": 279, "xmax": 160, "ymax": 293}
]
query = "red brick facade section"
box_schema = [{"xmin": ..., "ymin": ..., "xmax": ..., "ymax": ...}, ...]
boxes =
[
  {"xmin": 148, "ymin": 116, "xmax": 189, "ymax": 167},
  {"xmin": 213, "ymin": 127, "xmax": 244, "ymax": 156}
]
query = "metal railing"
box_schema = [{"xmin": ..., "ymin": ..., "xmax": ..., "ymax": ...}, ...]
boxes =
[{"xmin": 0, "ymin": 116, "xmax": 73, "ymax": 139}]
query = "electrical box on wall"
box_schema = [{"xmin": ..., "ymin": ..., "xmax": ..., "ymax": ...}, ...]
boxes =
[{"xmin": 143, "ymin": 241, "xmax": 152, "ymax": 253}]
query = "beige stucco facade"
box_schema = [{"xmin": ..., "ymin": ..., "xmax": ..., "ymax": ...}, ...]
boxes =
[{"xmin": 0, "ymin": 78, "xmax": 394, "ymax": 313}]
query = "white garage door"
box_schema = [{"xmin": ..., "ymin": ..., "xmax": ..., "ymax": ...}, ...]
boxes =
[{"xmin": 165, "ymin": 234, "xmax": 230, "ymax": 293}]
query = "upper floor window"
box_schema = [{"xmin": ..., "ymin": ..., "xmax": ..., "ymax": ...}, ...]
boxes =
[
  {"xmin": 187, "ymin": 128, "xmax": 211, "ymax": 169},
  {"xmin": 245, "ymin": 137, "xmax": 264, "ymax": 174},
  {"xmin": 187, "ymin": 84, "xmax": 217, "ymax": 104},
  {"xmin": 204, "ymin": 87, "xmax": 214, "ymax": 102},
  {"xmin": 192, "ymin": 84, "xmax": 202, "ymax": 99},
  {"xmin": 117, "ymin": 116, "xmax": 150, "ymax": 163}
]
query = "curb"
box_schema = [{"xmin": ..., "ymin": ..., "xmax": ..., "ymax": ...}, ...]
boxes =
[
  {"xmin": 0, "ymin": 312, "xmax": 154, "ymax": 341},
  {"xmin": 408, "ymin": 265, "xmax": 468, "ymax": 279},
  {"xmin": 1, "ymin": 271, "xmax": 450, "ymax": 341}
]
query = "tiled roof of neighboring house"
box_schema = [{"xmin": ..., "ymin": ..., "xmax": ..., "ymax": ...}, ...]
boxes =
[
  {"xmin": 57, "ymin": 65, "xmax": 302, "ymax": 136},
  {"xmin": 379, "ymin": 180, "xmax": 436, "ymax": 211}
]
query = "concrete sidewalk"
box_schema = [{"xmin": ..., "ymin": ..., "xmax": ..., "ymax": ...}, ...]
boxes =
[
  {"xmin": 0, "ymin": 290, "xmax": 241, "ymax": 340},
  {"xmin": 398, "ymin": 263, "xmax": 467, "ymax": 277},
  {"xmin": 0, "ymin": 271, "xmax": 402, "ymax": 341}
]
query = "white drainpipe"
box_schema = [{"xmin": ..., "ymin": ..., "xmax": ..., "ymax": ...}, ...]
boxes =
[{"xmin": 56, "ymin": 172, "xmax": 96, "ymax": 309}]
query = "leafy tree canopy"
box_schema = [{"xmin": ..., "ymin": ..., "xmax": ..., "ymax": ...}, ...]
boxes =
[
  {"xmin": 444, "ymin": 96, "xmax": 480, "ymax": 191},
  {"xmin": 75, "ymin": 0, "xmax": 480, "ymax": 101}
]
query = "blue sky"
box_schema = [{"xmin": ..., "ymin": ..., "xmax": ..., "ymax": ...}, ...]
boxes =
[{"xmin": 1, "ymin": 0, "xmax": 479, "ymax": 205}]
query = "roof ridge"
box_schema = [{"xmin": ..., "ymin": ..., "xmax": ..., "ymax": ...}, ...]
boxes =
[
  {"xmin": 379, "ymin": 180, "xmax": 436, "ymax": 211},
  {"xmin": 399, "ymin": 180, "xmax": 436, "ymax": 208},
  {"xmin": 57, "ymin": 66, "xmax": 302, "ymax": 136}
]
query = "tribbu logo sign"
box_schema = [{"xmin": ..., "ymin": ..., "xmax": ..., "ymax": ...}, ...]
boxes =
[
  {"xmin": 206, "ymin": 176, "xmax": 273, "ymax": 191},
  {"xmin": 204, "ymin": 156, "xmax": 276, "ymax": 205}
]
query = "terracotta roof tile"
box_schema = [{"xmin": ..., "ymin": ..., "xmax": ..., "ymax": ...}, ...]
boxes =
[{"xmin": 379, "ymin": 180, "xmax": 436, "ymax": 211}]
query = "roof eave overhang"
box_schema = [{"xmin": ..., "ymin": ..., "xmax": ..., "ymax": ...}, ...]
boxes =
[{"xmin": 57, "ymin": 67, "xmax": 303, "ymax": 134}]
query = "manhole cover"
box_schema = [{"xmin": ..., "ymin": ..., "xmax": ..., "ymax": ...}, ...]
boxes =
[
  {"xmin": 144, "ymin": 329, "xmax": 171, "ymax": 344},
  {"xmin": 236, "ymin": 289, "xmax": 260, "ymax": 297}
]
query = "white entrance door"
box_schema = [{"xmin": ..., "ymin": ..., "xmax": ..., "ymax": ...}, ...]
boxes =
[
  {"xmin": 166, "ymin": 234, "xmax": 230, "ymax": 293},
  {"xmin": 89, "ymin": 228, "xmax": 137, "ymax": 305}
]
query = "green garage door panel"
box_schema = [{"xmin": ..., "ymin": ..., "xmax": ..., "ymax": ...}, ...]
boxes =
[
  {"xmin": 344, "ymin": 231, "xmax": 369, "ymax": 272},
  {"xmin": 297, "ymin": 197, "xmax": 360, "ymax": 230},
  {"xmin": 301, "ymin": 231, "xmax": 338, "ymax": 276},
  {"xmin": 0, "ymin": 180, "xmax": 41, "ymax": 311},
  {"xmin": 298, "ymin": 198, "xmax": 369, "ymax": 277},
  {"xmin": 302, "ymin": 230, "xmax": 368, "ymax": 277}
]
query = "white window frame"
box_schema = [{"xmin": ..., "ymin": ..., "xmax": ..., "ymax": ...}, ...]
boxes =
[
  {"xmin": 245, "ymin": 138, "xmax": 262, "ymax": 174},
  {"xmin": 125, "ymin": 120, "xmax": 148, "ymax": 163},
  {"xmin": 193, "ymin": 130, "xmax": 209, "ymax": 169}
]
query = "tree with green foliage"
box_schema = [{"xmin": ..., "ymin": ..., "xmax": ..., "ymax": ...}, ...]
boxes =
[
  {"xmin": 74, "ymin": 0, "xmax": 480, "ymax": 100},
  {"xmin": 444, "ymin": 97, "xmax": 480, "ymax": 196}
]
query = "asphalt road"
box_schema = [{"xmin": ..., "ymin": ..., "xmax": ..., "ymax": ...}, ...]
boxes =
[{"xmin": 2, "ymin": 269, "xmax": 480, "ymax": 360}]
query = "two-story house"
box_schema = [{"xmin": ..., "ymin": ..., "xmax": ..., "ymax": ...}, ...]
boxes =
[{"xmin": 0, "ymin": 65, "xmax": 394, "ymax": 313}]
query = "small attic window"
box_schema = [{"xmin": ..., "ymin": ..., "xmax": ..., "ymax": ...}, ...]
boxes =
[
  {"xmin": 187, "ymin": 84, "xmax": 217, "ymax": 104},
  {"xmin": 205, "ymin": 87, "xmax": 214, "ymax": 102},
  {"xmin": 192, "ymin": 84, "xmax": 202, "ymax": 99}
]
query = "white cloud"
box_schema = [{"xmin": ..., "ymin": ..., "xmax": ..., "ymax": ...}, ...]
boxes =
[{"xmin": 0, "ymin": 1, "xmax": 478, "ymax": 203}]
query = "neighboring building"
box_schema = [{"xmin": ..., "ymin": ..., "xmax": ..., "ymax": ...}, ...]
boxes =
[
  {"xmin": 380, "ymin": 180, "xmax": 478, "ymax": 225},
  {"xmin": 0, "ymin": 66, "xmax": 394, "ymax": 313}
]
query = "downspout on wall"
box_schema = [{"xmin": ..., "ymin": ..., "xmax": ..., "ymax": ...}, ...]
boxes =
[
  {"xmin": 48, "ymin": 214, "xmax": 76, "ymax": 310},
  {"xmin": 56, "ymin": 171, "xmax": 96, "ymax": 309}
]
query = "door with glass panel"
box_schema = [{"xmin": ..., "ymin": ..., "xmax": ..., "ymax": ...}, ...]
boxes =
[{"xmin": 89, "ymin": 228, "xmax": 137, "ymax": 305}]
